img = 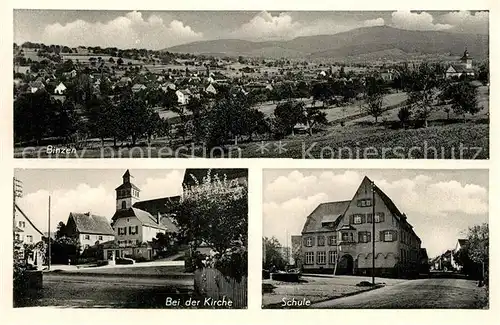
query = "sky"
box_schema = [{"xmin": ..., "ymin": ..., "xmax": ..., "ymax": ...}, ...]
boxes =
[
  {"xmin": 13, "ymin": 10, "xmax": 489, "ymax": 49},
  {"xmin": 15, "ymin": 169, "xmax": 185, "ymax": 233},
  {"xmin": 262, "ymin": 169, "xmax": 489, "ymax": 258}
]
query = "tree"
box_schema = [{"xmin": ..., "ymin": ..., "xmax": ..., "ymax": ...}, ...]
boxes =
[
  {"xmin": 85, "ymin": 96, "xmax": 118, "ymax": 147},
  {"xmin": 273, "ymin": 100, "xmax": 305, "ymax": 136},
  {"xmin": 116, "ymin": 57, "xmax": 124, "ymax": 66},
  {"xmin": 117, "ymin": 94, "xmax": 149, "ymax": 145},
  {"xmin": 55, "ymin": 221, "xmax": 67, "ymax": 239},
  {"xmin": 304, "ymin": 107, "xmax": 328, "ymax": 135},
  {"xmin": 152, "ymin": 232, "xmax": 177, "ymax": 257},
  {"xmin": 467, "ymin": 223, "xmax": 488, "ymax": 285},
  {"xmin": 176, "ymin": 171, "xmax": 248, "ymax": 281},
  {"xmin": 477, "ymin": 62, "xmax": 489, "ymax": 85},
  {"xmin": 263, "ymin": 237, "xmax": 287, "ymax": 271},
  {"xmin": 404, "ymin": 63, "xmax": 440, "ymax": 127},
  {"xmin": 186, "ymin": 97, "xmax": 207, "ymax": 142},
  {"xmin": 398, "ymin": 106, "xmax": 412, "ymax": 129},
  {"xmin": 447, "ymin": 81, "xmax": 481, "ymax": 121},
  {"xmin": 14, "ymin": 91, "xmax": 57, "ymax": 144},
  {"xmin": 363, "ymin": 76, "xmax": 388, "ymax": 123}
]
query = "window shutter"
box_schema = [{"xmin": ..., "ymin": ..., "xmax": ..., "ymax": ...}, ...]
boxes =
[
  {"xmin": 349, "ymin": 215, "xmax": 354, "ymax": 224},
  {"xmin": 367, "ymin": 232, "xmax": 371, "ymax": 243},
  {"xmin": 303, "ymin": 237, "xmax": 307, "ymax": 246},
  {"xmin": 379, "ymin": 230, "xmax": 384, "ymax": 242},
  {"xmin": 129, "ymin": 226, "xmax": 132, "ymax": 234},
  {"xmin": 392, "ymin": 230, "xmax": 398, "ymax": 241},
  {"xmin": 361, "ymin": 214, "xmax": 366, "ymax": 223},
  {"xmin": 379, "ymin": 212, "xmax": 385, "ymax": 222},
  {"xmin": 367, "ymin": 213, "xmax": 373, "ymax": 223},
  {"xmin": 311, "ymin": 237, "xmax": 315, "ymax": 246},
  {"xmin": 135, "ymin": 226, "xmax": 139, "ymax": 233},
  {"xmin": 358, "ymin": 232, "xmax": 363, "ymax": 242}
]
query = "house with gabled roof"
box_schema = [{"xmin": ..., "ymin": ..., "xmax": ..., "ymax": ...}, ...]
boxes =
[
  {"xmin": 14, "ymin": 204, "xmax": 45, "ymax": 268},
  {"xmin": 299, "ymin": 176, "xmax": 423, "ymax": 277},
  {"xmin": 65, "ymin": 212, "xmax": 115, "ymax": 251}
]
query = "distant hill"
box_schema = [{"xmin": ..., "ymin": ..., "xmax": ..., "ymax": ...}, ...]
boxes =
[{"xmin": 165, "ymin": 26, "xmax": 489, "ymax": 60}]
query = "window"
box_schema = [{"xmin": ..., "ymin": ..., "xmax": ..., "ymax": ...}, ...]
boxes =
[
  {"xmin": 341, "ymin": 232, "xmax": 350, "ymax": 242},
  {"xmin": 15, "ymin": 234, "xmax": 20, "ymax": 240},
  {"xmin": 358, "ymin": 231, "xmax": 371, "ymax": 243},
  {"xmin": 328, "ymin": 235, "xmax": 336, "ymax": 246},
  {"xmin": 383, "ymin": 231, "xmax": 394, "ymax": 242},
  {"xmin": 374, "ymin": 212, "xmax": 385, "ymax": 223},
  {"xmin": 305, "ymin": 252, "xmax": 314, "ymax": 265},
  {"xmin": 305, "ymin": 237, "xmax": 313, "ymax": 247},
  {"xmin": 317, "ymin": 236, "xmax": 325, "ymax": 246},
  {"xmin": 98, "ymin": 235, "xmax": 103, "ymax": 240},
  {"xmin": 357, "ymin": 199, "xmax": 372, "ymax": 207},
  {"xmin": 121, "ymin": 201, "xmax": 126, "ymax": 209},
  {"xmin": 329, "ymin": 251, "xmax": 338, "ymax": 264},
  {"xmin": 18, "ymin": 221, "xmax": 26, "ymax": 228},
  {"xmin": 26, "ymin": 235, "xmax": 33, "ymax": 243},
  {"xmin": 317, "ymin": 251, "xmax": 326, "ymax": 265},
  {"xmin": 118, "ymin": 227, "xmax": 127, "ymax": 236},
  {"xmin": 353, "ymin": 215, "xmax": 363, "ymax": 224}
]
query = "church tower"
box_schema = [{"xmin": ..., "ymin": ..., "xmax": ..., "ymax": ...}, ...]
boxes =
[
  {"xmin": 460, "ymin": 48, "xmax": 473, "ymax": 69},
  {"xmin": 115, "ymin": 170, "xmax": 140, "ymax": 211}
]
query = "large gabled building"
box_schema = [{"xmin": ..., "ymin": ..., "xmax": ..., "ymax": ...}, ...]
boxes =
[{"xmin": 299, "ymin": 176, "xmax": 424, "ymax": 278}]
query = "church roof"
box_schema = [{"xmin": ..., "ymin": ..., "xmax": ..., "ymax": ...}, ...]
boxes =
[{"xmin": 132, "ymin": 196, "xmax": 180, "ymax": 215}]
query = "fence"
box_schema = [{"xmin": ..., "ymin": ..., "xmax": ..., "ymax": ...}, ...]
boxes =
[{"xmin": 193, "ymin": 267, "xmax": 247, "ymax": 308}]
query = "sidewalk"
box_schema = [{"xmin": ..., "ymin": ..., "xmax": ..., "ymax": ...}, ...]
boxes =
[
  {"xmin": 45, "ymin": 260, "xmax": 189, "ymax": 278},
  {"xmin": 262, "ymin": 275, "xmax": 407, "ymax": 308}
]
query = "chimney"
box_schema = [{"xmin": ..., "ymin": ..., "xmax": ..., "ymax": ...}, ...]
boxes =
[{"xmin": 85, "ymin": 212, "xmax": 90, "ymax": 216}]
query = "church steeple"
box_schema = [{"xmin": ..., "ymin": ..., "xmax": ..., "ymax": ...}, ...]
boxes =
[
  {"xmin": 460, "ymin": 48, "xmax": 473, "ymax": 69},
  {"xmin": 123, "ymin": 169, "xmax": 132, "ymax": 184},
  {"xmin": 115, "ymin": 170, "xmax": 140, "ymax": 211}
]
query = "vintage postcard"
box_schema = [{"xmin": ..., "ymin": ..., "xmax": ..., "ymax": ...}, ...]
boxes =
[
  {"xmin": 13, "ymin": 168, "xmax": 248, "ymax": 308},
  {"xmin": 262, "ymin": 169, "xmax": 489, "ymax": 308},
  {"xmin": 12, "ymin": 10, "xmax": 489, "ymax": 159}
]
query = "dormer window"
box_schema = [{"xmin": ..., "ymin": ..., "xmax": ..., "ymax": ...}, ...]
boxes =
[
  {"xmin": 121, "ymin": 201, "xmax": 126, "ymax": 209},
  {"xmin": 357, "ymin": 199, "xmax": 372, "ymax": 207}
]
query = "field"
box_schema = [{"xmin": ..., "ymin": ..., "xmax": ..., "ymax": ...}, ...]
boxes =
[{"xmin": 238, "ymin": 122, "xmax": 489, "ymax": 159}]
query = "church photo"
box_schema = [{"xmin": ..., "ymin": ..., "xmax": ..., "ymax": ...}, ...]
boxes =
[{"xmin": 13, "ymin": 168, "xmax": 248, "ymax": 309}]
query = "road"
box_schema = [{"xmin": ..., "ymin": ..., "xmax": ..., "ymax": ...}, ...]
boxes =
[
  {"xmin": 312, "ymin": 278, "xmax": 488, "ymax": 309},
  {"xmin": 16, "ymin": 273, "xmax": 194, "ymax": 308}
]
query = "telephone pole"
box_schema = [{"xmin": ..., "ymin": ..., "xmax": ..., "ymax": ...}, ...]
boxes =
[
  {"xmin": 47, "ymin": 195, "xmax": 51, "ymax": 270},
  {"xmin": 372, "ymin": 181, "xmax": 376, "ymax": 285},
  {"xmin": 13, "ymin": 177, "xmax": 23, "ymax": 239}
]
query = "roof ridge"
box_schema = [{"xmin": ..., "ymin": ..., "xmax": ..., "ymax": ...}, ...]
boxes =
[{"xmin": 15, "ymin": 204, "xmax": 44, "ymax": 236}]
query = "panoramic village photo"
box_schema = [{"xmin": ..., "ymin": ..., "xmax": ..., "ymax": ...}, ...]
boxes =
[
  {"xmin": 13, "ymin": 168, "xmax": 248, "ymax": 308},
  {"xmin": 13, "ymin": 10, "xmax": 489, "ymax": 159},
  {"xmin": 262, "ymin": 169, "xmax": 489, "ymax": 308}
]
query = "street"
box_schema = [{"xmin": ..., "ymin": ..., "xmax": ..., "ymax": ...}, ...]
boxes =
[
  {"xmin": 16, "ymin": 273, "xmax": 194, "ymax": 308},
  {"xmin": 312, "ymin": 278, "xmax": 488, "ymax": 309}
]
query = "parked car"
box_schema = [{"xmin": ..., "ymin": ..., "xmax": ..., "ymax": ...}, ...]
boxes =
[{"xmin": 116, "ymin": 257, "xmax": 135, "ymax": 265}]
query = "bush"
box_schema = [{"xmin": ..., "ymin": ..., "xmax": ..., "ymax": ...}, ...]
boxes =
[{"xmin": 96, "ymin": 260, "xmax": 109, "ymax": 267}]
